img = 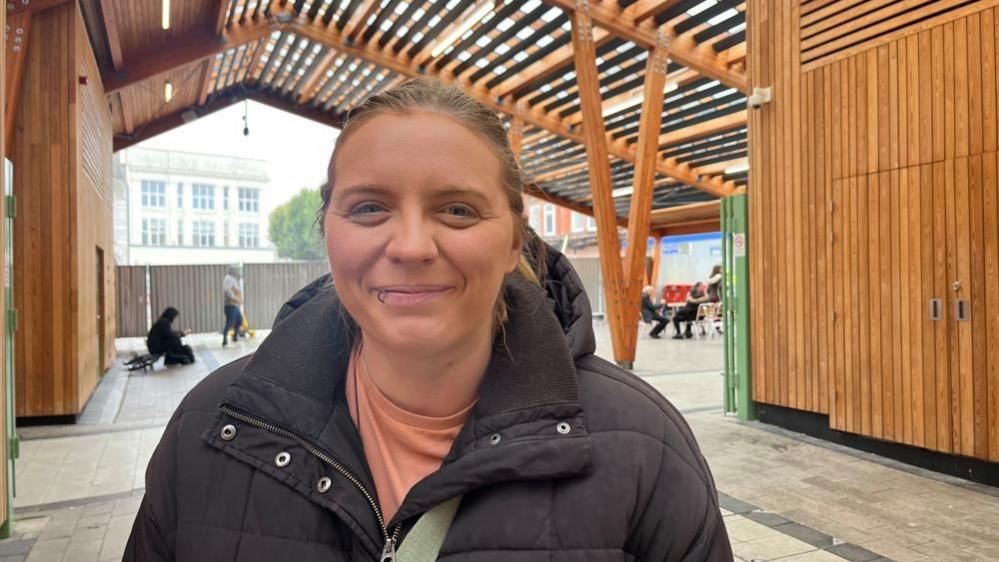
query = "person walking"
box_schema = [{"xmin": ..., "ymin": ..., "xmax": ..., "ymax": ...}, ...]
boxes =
[
  {"xmin": 641, "ymin": 285, "xmax": 669, "ymax": 338},
  {"xmin": 146, "ymin": 307, "xmax": 195, "ymax": 365},
  {"xmin": 222, "ymin": 265, "xmax": 243, "ymax": 346},
  {"xmin": 126, "ymin": 79, "xmax": 731, "ymax": 562}
]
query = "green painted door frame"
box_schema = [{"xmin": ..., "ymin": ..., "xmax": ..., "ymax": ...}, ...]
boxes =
[
  {"xmin": 722, "ymin": 193, "xmax": 756, "ymax": 421},
  {"xmin": 2, "ymin": 160, "xmax": 18, "ymax": 538}
]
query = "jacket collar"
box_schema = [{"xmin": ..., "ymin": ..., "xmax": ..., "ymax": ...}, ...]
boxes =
[{"xmin": 215, "ymin": 271, "xmax": 593, "ymax": 525}]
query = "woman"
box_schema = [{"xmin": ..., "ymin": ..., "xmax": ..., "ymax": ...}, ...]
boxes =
[
  {"xmin": 126, "ymin": 79, "xmax": 730, "ymax": 561},
  {"xmin": 146, "ymin": 307, "xmax": 194, "ymax": 365},
  {"xmin": 706, "ymin": 264, "xmax": 723, "ymax": 303}
]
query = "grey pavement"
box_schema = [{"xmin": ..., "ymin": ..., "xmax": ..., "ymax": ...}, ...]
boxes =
[{"xmin": 1, "ymin": 323, "xmax": 995, "ymax": 560}]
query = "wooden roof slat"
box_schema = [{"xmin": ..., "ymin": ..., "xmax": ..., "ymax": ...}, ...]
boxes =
[
  {"xmin": 295, "ymin": 48, "xmax": 338, "ymax": 102},
  {"xmin": 629, "ymin": 0, "xmax": 681, "ymax": 23},
  {"xmin": 404, "ymin": 0, "xmax": 476, "ymax": 59},
  {"xmin": 98, "ymin": 0, "xmax": 125, "ymax": 70},
  {"xmin": 541, "ymin": 0, "xmax": 748, "ymax": 92}
]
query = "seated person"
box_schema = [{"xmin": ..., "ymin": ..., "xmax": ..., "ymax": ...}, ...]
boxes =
[
  {"xmin": 641, "ymin": 285, "xmax": 669, "ymax": 339},
  {"xmin": 672, "ymin": 282, "xmax": 710, "ymax": 340},
  {"xmin": 147, "ymin": 307, "xmax": 195, "ymax": 365}
]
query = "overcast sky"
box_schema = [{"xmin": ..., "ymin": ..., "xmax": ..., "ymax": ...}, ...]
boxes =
[{"xmin": 134, "ymin": 100, "xmax": 340, "ymax": 214}]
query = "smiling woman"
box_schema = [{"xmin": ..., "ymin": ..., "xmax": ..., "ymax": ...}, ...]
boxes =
[{"xmin": 125, "ymin": 78, "xmax": 732, "ymax": 562}]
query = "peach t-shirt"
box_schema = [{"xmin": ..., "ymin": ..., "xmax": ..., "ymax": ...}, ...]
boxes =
[{"xmin": 346, "ymin": 347, "xmax": 476, "ymax": 524}]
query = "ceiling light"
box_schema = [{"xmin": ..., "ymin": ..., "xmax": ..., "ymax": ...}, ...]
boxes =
[
  {"xmin": 162, "ymin": 0, "xmax": 171, "ymax": 29},
  {"xmin": 164, "ymin": 82, "xmax": 173, "ymax": 102},
  {"xmin": 430, "ymin": 1, "xmax": 494, "ymax": 57}
]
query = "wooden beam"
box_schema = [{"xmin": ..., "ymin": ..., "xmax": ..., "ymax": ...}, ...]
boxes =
[
  {"xmin": 650, "ymin": 235, "xmax": 662, "ymax": 287},
  {"xmin": 196, "ymin": 58, "xmax": 213, "ymax": 107},
  {"xmin": 97, "ymin": 0, "xmax": 123, "ymax": 70},
  {"xmin": 659, "ymin": 110, "xmax": 746, "ymax": 147},
  {"xmin": 541, "ymin": 0, "xmax": 748, "ymax": 93},
  {"xmin": 342, "ymin": 0, "xmax": 381, "ymax": 41},
  {"xmin": 4, "ymin": 11, "xmax": 30, "ymax": 154},
  {"xmin": 492, "ymin": 28, "xmax": 613, "ymax": 99},
  {"xmin": 101, "ymin": 23, "xmax": 272, "ymax": 94},
  {"xmin": 649, "ymin": 199, "xmax": 720, "ymax": 228},
  {"xmin": 296, "ymin": 49, "xmax": 338, "ymax": 103},
  {"xmin": 629, "ymin": 0, "xmax": 681, "ymax": 24},
  {"xmin": 6, "ymin": 0, "xmax": 70, "ymax": 16},
  {"xmin": 655, "ymin": 217, "xmax": 721, "ymax": 237},
  {"xmin": 622, "ymin": 36, "xmax": 669, "ymax": 361},
  {"xmin": 523, "ymin": 184, "xmax": 629, "ymax": 227},
  {"xmin": 572, "ymin": 10, "xmax": 629, "ymax": 364},
  {"xmin": 530, "ymin": 160, "xmax": 590, "ymax": 183},
  {"xmin": 119, "ymin": 90, "xmax": 135, "ymax": 135},
  {"xmin": 214, "ymin": 0, "xmax": 230, "ymax": 35}
]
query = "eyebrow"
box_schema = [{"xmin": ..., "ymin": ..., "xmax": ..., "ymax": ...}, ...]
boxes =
[{"xmin": 335, "ymin": 184, "xmax": 493, "ymax": 204}]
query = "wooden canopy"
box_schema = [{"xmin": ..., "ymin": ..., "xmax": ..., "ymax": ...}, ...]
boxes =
[{"xmin": 76, "ymin": 0, "xmax": 747, "ymax": 221}]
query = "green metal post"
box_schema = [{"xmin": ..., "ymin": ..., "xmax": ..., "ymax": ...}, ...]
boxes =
[
  {"xmin": 722, "ymin": 193, "xmax": 755, "ymax": 421},
  {"xmin": 2, "ymin": 163, "xmax": 17, "ymax": 538}
]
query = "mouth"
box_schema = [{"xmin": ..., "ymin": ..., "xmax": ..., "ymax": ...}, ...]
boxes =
[{"xmin": 371, "ymin": 285, "xmax": 453, "ymax": 306}]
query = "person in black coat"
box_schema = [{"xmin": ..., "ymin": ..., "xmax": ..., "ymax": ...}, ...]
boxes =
[
  {"xmin": 146, "ymin": 307, "xmax": 195, "ymax": 365},
  {"xmin": 672, "ymin": 282, "xmax": 711, "ymax": 339},
  {"xmin": 641, "ymin": 285, "xmax": 669, "ymax": 338}
]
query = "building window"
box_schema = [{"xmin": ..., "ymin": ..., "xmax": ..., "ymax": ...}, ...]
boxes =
[
  {"xmin": 224, "ymin": 187, "xmax": 229, "ymax": 211},
  {"xmin": 141, "ymin": 218, "xmax": 167, "ymax": 246},
  {"xmin": 238, "ymin": 188, "xmax": 260, "ymax": 213},
  {"xmin": 193, "ymin": 220, "xmax": 215, "ymax": 247},
  {"xmin": 239, "ymin": 223, "xmax": 260, "ymax": 248},
  {"xmin": 176, "ymin": 220, "xmax": 184, "ymax": 246},
  {"xmin": 176, "ymin": 183, "xmax": 183, "ymax": 208},
  {"xmin": 223, "ymin": 221, "xmax": 230, "ymax": 247},
  {"xmin": 571, "ymin": 212, "xmax": 585, "ymax": 233},
  {"xmin": 543, "ymin": 204, "xmax": 556, "ymax": 235},
  {"xmin": 141, "ymin": 180, "xmax": 166, "ymax": 208},
  {"xmin": 528, "ymin": 206, "xmax": 541, "ymax": 231},
  {"xmin": 586, "ymin": 216, "xmax": 597, "ymax": 231},
  {"xmin": 192, "ymin": 184, "xmax": 215, "ymax": 210}
]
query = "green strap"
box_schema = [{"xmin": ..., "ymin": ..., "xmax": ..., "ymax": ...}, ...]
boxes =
[{"xmin": 395, "ymin": 496, "xmax": 462, "ymax": 561}]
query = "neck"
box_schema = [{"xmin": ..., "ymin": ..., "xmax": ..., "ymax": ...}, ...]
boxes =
[{"xmin": 357, "ymin": 327, "xmax": 493, "ymax": 418}]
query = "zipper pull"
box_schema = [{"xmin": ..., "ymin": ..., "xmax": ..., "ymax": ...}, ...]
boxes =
[{"xmin": 380, "ymin": 537, "xmax": 396, "ymax": 562}]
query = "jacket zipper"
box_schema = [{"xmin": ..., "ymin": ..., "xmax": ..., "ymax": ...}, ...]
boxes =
[{"xmin": 220, "ymin": 405, "xmax": 403, "ymax": 561}]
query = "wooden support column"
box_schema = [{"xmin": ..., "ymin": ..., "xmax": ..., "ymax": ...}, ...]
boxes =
[
  {"xmin": 650, "ymin": 236, "xmax": 662, "ymax": 289},
  {"xmin": 3, "ymin": 11, "xmax": 30, "ymax": 155},
  {"xmin": 621, "ymin": 34, "xmax": 669, "ymax": 363},
  {"xmin": 571, "ymin": 8, "xmax": 628, "ymax": 365}
]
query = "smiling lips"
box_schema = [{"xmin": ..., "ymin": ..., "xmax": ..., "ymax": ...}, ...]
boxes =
[{"xmin": 373, "ymin": 285, "xmax": 453, "ymax": 306}]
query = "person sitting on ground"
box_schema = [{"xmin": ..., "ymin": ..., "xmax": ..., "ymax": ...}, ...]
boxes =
[
  {"xmin": 146, "ymin": 307, "xmax": 195, "ymax": 365},
  {"xmin": 706, "ymin": 264, "xmax": 723, "ymax": 303},
  {"xmin": 641, "ymin": 285, "xmax": 669, "ymax": 339},
  {"xmin": 672, "ymin": 282, "xmax": 711, "ymax": 339}
]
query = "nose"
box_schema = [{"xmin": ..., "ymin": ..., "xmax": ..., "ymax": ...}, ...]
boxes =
[{"xmin": 384, "ymin": 213, "xmax": 438, "ymax": 265}]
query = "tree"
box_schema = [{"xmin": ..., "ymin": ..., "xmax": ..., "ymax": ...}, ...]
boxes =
[{"xmin": 268, "ymin": 188, "xmax": 326, "ymax": 260}]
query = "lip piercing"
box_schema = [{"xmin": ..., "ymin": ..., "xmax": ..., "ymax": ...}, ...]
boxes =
[{"xmin": 377, "ymin": 290, "xmax": 387, "ymax": 303}]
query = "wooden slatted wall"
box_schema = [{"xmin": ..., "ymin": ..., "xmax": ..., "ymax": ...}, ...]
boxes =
[
  {"xmin": 749, "ymin": 0, "xmax": 999, "ymax": 461},
  {"xmin": 12, "ymin": 2, "xmax": 116, "ymax": 417}
]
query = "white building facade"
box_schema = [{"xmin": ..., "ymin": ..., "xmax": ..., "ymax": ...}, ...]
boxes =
[{"xmin": 116, "ymin": 148, "xmax": 277, "ymax": 265}]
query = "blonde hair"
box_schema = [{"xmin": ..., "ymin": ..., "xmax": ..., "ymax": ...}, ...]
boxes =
[{"xmin": 317, "ymin": 78, "xmax": 546, "ymax": 328}]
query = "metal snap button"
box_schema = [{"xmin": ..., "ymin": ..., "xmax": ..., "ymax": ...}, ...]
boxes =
[
  {"xmin": 316, "ymin": 476, "xmax": 332, "ymax": 493},
  {"xmin": 275, "ymin": 451, "xmax": 292, "ymax": 468},
  {"xmin": 489, "ymin": 433, "xmax": 502, "ymax": 445},
  {"xmin": 556, "ymin": 422, "xmax": 571, "ymax": 435},
  {"xmin": 220, "ymin": 424, "xmax": 237, "ymax": 441}
]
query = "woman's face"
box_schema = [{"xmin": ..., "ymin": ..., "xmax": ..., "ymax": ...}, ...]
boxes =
[{"xmin": 324, "ymin": 112, "xmax": 521, "ymax": 354}]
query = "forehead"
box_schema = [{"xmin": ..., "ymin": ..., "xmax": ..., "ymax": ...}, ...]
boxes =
[{"xmin": 332, "ymin": 112, "xmax": 505, "ymax": 195}]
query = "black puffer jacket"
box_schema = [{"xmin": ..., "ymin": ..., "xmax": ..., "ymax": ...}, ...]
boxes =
[{"xmin": 125, "ymin": 250, "xmax": 731, "ymax": 561}]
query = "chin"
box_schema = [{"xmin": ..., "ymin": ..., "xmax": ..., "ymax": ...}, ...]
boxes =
[{"xmin": 379, "ymin": 319, "xmax": 453, "ymax": 351}]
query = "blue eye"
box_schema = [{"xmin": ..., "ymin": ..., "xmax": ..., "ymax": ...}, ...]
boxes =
[
  {"xmin": 444, "ymin": 204, "xmax": 477, "ymax": 218},
  {"xmin": 349, "ymin": 203, "xmax": 386, "ymax": 216}
]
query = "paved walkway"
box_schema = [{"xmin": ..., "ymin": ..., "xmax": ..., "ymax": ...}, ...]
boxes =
[{"xmin": 0, "ymin": 324, "xmax": 995, "ymax": 561}]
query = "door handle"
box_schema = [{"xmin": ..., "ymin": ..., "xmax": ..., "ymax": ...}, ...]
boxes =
[
  {"xmin": 929, "ymin": 299, "xmax": 941, "ymax": 321},
  {"xmin": 954, "ymin": 299, "xmax": 969, "ymax": 322}
]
